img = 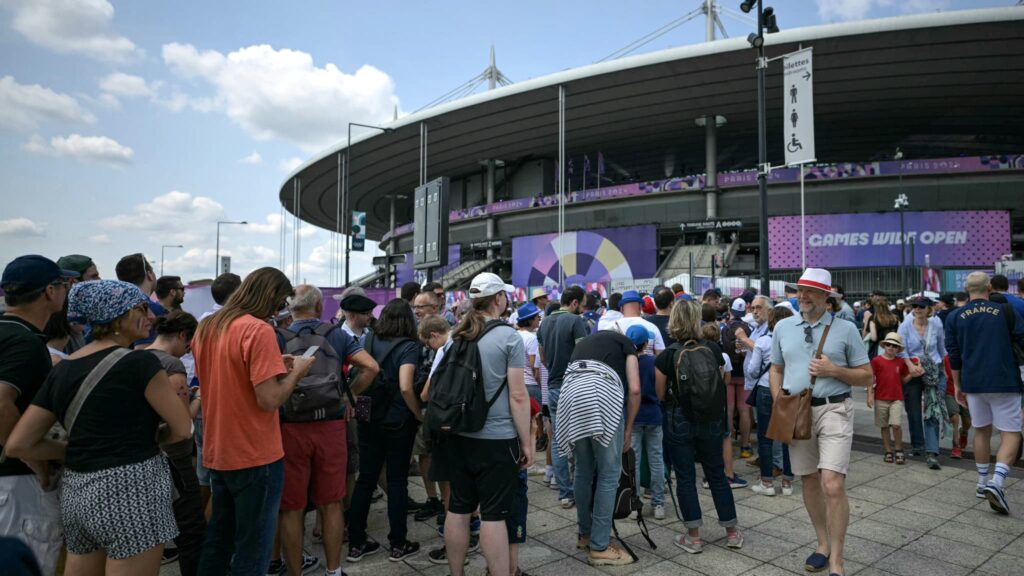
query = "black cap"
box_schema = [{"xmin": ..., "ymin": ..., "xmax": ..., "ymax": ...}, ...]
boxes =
[
  {"xmin": 339, "ymin": 294, "xmax": 376, "ymax": 313},
  {"xmin": 910, "ymin": 296, "xmax": 935, "ymax": 307},
  {"xmin": 937, "ymin": 293, "xmax": 955, "ymax": 307},
  {"xmin": 1, "ymin": 255, "xmax": 79, "ymax": 296}
]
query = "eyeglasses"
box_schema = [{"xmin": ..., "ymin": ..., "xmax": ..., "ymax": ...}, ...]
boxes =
[
  {"xmin": 749, "ymin": 305, "xmax": 764, "ymax": 311},
  {"xmin": 803, "ymin": 325, "xmax": 813, "ymax": 344},
  {"xmin": 49, "ymin": 279, "xmax": 70, "ymax": 289}
]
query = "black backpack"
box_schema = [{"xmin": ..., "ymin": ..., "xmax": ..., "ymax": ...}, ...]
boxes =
[
  {"xmin": 276, "ymin": 324, "xmax": 347, "ymax": 422},
  {"xmin": 668, "ymin": 339, "xmax": 727, "ymax": 423},
  {"xmin": 588, "ymin": 448, "xmax": 657, "ymax": 562},
  {"xmin": 721, "ymin": 318, "xmax": 748, "ymax": 374},
  {"xmin": 358, "ymin": 333, "xmax": 413, "ymax": 425},
  {"xmin": 426, "ymin": 319, "xmax": 513, "ymax": 435}
]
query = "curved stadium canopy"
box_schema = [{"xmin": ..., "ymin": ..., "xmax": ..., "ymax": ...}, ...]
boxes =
[{"xmin": 279, "ymin": 7, "xmax": 1024, "ymax": 241}]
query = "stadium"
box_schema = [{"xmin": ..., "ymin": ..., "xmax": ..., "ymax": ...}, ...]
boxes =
[{"xmin": 279, "ymin": 5, "xmax": 1024, "ymax": 299}]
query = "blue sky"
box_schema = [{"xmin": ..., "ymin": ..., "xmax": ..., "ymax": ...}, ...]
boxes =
[{"xmin": 0, "ymin": 0, "xmax": 1007, "ymax": 286}]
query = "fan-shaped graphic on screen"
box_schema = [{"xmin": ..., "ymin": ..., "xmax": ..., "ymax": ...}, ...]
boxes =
[{"xmin": 525, "ymin": 231, "xmax": 634, "ymax": 288}]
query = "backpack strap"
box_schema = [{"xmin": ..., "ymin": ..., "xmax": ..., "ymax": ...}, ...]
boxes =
[{"xmin": 65, "ymin": 347, "xmax": 132, "ymax": 437}]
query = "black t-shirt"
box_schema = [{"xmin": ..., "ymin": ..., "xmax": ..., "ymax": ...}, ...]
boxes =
[
  {"xmin": 655, "ymin": 339, "xmax": 726, "ymax": 414},
  {"xmin": 645, "ymin": 314, "xmax": 674, "ymax": 347},
  {"xmin": 0, "ymin": 315, "xmax": 52, "ymax": 477},
  {"xmin": 570, "ymin": 331, "xmax": 638, "ymax": 390},
  {"xmin": 367, "ymin": 335, "xmax": 419, "ymax": 425},
  {"xmin": 32, "ymin": 347, "xmax": 163, "ymax": 473}
]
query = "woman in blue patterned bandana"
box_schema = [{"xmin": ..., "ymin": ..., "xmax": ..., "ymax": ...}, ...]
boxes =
[{"xmin": 6, "ymin": 279, "xmax": 193, "ymax": 575}]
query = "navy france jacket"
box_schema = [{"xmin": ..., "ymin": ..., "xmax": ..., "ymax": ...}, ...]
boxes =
[{"xmin": 945, "ymin": 299, "xmax": 1024, "ymax": 394}]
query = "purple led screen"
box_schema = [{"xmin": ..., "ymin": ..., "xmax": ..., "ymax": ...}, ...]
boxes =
[
  {"xmin": 511, "ymin": 225, "xmax": 656, "ymax": 289},
  {"xmin": 395, "ymin": 245, "xmax": 461, "ymax": 286},
  {"xmin": 768, "ymin": 210, "xmax": 1010, "ymax": 269}
]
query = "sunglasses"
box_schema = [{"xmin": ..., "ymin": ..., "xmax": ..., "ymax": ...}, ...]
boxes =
[
  {"xmin": 882, "ymin": 342, "xmax": 900, "ymax": 348},
  {"xmin": 803, "ymin": 325, "xmax": 813, "ymax": 344}
]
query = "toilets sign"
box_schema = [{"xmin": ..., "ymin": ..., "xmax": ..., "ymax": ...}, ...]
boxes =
[{"xmin": 783, "ymin": 47, "xmax": 815, "ymax": 166}]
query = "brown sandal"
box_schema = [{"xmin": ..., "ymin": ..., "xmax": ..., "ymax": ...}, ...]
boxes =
[
  {"xmin": 894, "ymin": 450, "xmax": 906, "ymax": 465},
  {"xmin": 884, "ymin": 452, "xmax": 894, "ymax": 464}
]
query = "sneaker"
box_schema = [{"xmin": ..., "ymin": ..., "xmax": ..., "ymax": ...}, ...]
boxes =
[
  {"xmin": 950, "ymin": 447, "xmax": 962, "ymax": 459},
  {"xmin": 701, "ymin": 478, "xmax": 709, "ymax": 489},
  {"xmin": 535, "ymin": 435, "xmax": 548, "ymax": 452},
  {"xmin": 926, "ymin": 455, "xmax": 941, "ymax": 470},
  {"xmin": 526, "ymin": 464, "xmax": 546, "ymax": 476},
  {"xmin": 673, "ymin": 533, "xmax": 703, "ymax": 554},
  {"xmin": 371, "ymin": 487, "xmax": 385, "ymax": 502},
  {"xmin": 436, "ymin": 523, "xmax": 445, "ymax": 538},
  {"xmin": 588, "ymin": 544, "xmax": 634, "ymax": 566},
  {"xmin": 782, "ymin": 483, "xmax": 794, "ymax": 497},
  {"xmin": 912, "ymin": 449, "xmax": 922, "ymax": 457},
  {"xmin": 560, "ymin": 498, "xmax": 575, "ymax": 509},
  {"xmin": 266, "ymin": 559, "xmax": 284, "ymax": 575},
  {"xmin": 726, "ymin": 531, "xmax": 744, "ymax": 549},
  {"xmin": 161, "ymin": 547, "xmax": 180, "ymax": 565},
  {"xmin": 983, "ymin": 485, "xmax": 1011, "ymax": 515},
  {"xmin": 311, "ymin": 529, "xmax": 323, "ymax": 544},
  {"xmin": 751, "ymin": 482, "xmax": 776, "ymax": 497},
  {"xmin": 406, "ymin": 499, "xmax": 426, "ymax": 514},
  {"xmin": 346, "ymin": 540, "xmax": 381, "ymax": 563},
  {"xmin": 959, "ymin": 434, "xmax": 969, "ymax": 450},
  {"xmin": 654, "ymin": 504, "xmax": 666, "ymax": 520},
  {"xmin": 728, "ymin": 475, "xmax": 748, "ymax": 489},
  {"xmin": 739, "ymin": 447, "xmax": 753, "ymax": 459},
  {"xmin": 470, "ymin": 517, "xmax": 481, "ymax": 536},
  {"xmin": 746, "ymin": 457, "xmax": 761, "ymax": 468},
  {"xmin": 549, "ymin": 477, "xmax": 559, "ymax": 490},
  {"xmin": 577, "ymin": 534, "xmax": 590, "ymax": 550},
  {"xmin": 427, "ymin": 546, "xmax": 469, "ymax": 565},
  {"xmin": 298, "ymin": 553, "xmax": 319, "ymax": 574},
  {"xmin": 641, "ymin": 489, "xmax": 652, "ymax": 500},
  {"xmin": 976, "ymin": 485, "xmax": 987, "ymax": 499},
  {"xmin": 414, "ymin": 497, "xmax": 443, "ymax": 522},
  {"xmin": 468, "ymin": 534, "xmax": 480, "ymax": 553},
  {"xmin": 388, "ymin": 540, "xmax": 420, "ymax": 562}
]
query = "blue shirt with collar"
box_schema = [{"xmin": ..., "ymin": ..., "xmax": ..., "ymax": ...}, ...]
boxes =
[
  {"xmin": 771, "ymin": 311, "xmax": 869, "ymax": 398},
  {"xmin": 945, "ymin": 298, "xmax": 1024, "ymax": 394}
]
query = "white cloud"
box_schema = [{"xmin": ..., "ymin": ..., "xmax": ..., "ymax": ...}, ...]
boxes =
[
  {"xmin": 162, "ymin": 42, "xmax": 400, "ymax": 151},
  {"xmin": 3, "ymin": 0, "xmax": 141, "ymax": 63},
  {"xmin": 25, "ymin": 133, "xmax": 134, "ymax": 165},
  {"xmin": 99, "ymin": 72, "xmax": 154, "ymax": 99},
  {"xmin": 248, "ymin": 212, "xmax": 317, "ymax": 239},
  {"xmin": 815, "ymin": 0, "xmax": 949, "ymax": 21},
  {"xmin": 279, "ymin": 156, "xmax": 303, "ymax": 173},
  {"xmin": 99, "ymin": 190, "xmax": 225, "ymax": 233},
  {"xmin": 89, "ymin": 233, "xmax": 111, "ymax": 244},
  {"xmin": 0, "ymin": 217, "xmax": 45, "ymax": 237},
  {"xmin": 239, "ymin": 151, "xmax": 263, "ymax": 165},
  {"xmin": 0, "ymin": 75, "xmax": 96, "ymax": 130}
]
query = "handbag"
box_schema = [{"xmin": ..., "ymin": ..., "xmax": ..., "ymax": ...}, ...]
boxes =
[{"xmin": 766, "ymin": 320, "xmax": 833, "ymax": 444}]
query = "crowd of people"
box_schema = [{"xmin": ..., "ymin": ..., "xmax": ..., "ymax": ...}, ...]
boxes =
[{"xmin": 1, "ymin": 252, "xmax": 1022, "ymax": 576}]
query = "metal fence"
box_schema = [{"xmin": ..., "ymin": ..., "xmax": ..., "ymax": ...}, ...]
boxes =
[{"xmin": 763, "ymin": 267, "xmax": 924, "ymax": 300}]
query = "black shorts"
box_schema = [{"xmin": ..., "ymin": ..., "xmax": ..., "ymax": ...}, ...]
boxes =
[
  {"xmin": 428, "ymin": 434, "xmax": 454, "ymax": 483},
  {"xmin": 447, "ymin": 436, "xmax": 520, "ymax": 522},
  {"xmin": 505, "ymin": 469, "xmax": 529, "ymax": 544}
]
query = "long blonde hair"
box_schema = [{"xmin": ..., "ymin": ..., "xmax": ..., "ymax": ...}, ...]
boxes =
[
  {"xmin": 668, "ymin": 300, "xmax": 702, "ymax": 342},
  {"xmin": 194, "ymin": 267, "xmax": 292, "ymax": 344}
]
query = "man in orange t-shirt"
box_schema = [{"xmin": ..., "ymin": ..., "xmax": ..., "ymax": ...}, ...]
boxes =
[{"xmin": 191, "ymin": 268, "xmax": 314, "ymax": 576}]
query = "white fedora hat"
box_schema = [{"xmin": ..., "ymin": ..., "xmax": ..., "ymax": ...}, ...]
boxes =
[{"xmin": 785, "ymin": 268, "xmax": 839, "ymax": 296}]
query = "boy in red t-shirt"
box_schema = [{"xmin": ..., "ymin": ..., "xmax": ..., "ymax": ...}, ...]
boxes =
[
  {"xmin": 868, "ymin": 333, "xmax": 912, "ymax": 464},
  {"xmin": 943, "ymin": 355, "xmax": 971, "ymax": 458}
]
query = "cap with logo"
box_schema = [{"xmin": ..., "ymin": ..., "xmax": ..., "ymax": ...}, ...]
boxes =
[
  {"xmin": 731, "ymin": 298, "xmax": 747, "ymax": 314},
  {"xmin": 1, "ymin": 255, "xmax": 79, "ymax": 296}
]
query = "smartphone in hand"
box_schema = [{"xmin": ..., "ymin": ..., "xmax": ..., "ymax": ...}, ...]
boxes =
[{"xmin": 301, "ymin": 346, "xmax": 320, "ymax": 358}]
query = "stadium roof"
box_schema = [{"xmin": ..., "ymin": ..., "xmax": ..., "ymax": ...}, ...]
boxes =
[{"xmin": 280, "ymin": 7, "xmax": 1024, "ymax": 241}]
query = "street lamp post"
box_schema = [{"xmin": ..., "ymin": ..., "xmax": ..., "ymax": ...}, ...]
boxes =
[
  {"xmin": 215, "ymin": 220, "xmax": 248, "ymax": 277},
  {"xmin": 740, "ymin": 0, "xmax": 779, "ymax": 296},
  {"xmin": 895, "ymin": 192, "xmax": 909, "ymax": 296},
  {"xmin": 160, "ymin": 244, "xmax": 183, "ymax": 276},
  {"xmin": 344, "ymin": 122, "xmax": 394, "ymax": 287}
]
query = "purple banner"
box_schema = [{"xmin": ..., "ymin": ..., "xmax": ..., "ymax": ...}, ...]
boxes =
[
  {"xmin": 511, "ymin": 225, "xmax": 656, "ymax": 289},
  {"xmin": 768, "ymin": 210, "xmax": 1010, "ymax": 269},
  {"xmin": 381, "ymin": 154, "xmax": 1023, "ymax": 243}
]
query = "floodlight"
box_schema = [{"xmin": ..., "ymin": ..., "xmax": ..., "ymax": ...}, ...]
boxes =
[
  {"xmin": 739, "ymin": 1, "xmax": 756, "ymax": 14},
  {"xmin": 747, "ymin": 33, "xmax": 763, "ymax": 48}
]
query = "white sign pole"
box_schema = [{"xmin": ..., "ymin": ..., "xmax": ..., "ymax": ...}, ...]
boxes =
[
  {"xmin": 800, "ymin": 164, "xmax": 806, "ymax": 269},
  {"xmin": 783, "ymin": 47, "xmax": 815, "ymax": 166}
]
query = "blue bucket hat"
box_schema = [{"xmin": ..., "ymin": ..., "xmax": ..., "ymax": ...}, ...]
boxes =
[
  {"xmin": 516, "ymin": 302, "xmax": 541, "ymax": 322},
  {"xmin": 619, "ymin": 290, "xmax": 643, "ymax": 306},
  {"xmin": 68, "ymin": 280, "xmax": 149, "ymax": 325},
  {"xmin": 625, "ymin": 325, "xmax": 649, "ymax": 349}
]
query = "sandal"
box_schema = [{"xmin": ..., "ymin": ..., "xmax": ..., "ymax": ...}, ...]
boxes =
[
  {"xmin": 894, "ymin": 450, "xmax": 906, "ymax": 465},
  {"xmin": 884, "ymin": 452, "xmax": 894, "ymax": 464}
]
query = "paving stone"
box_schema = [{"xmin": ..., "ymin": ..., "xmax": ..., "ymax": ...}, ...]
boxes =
[
  {"xmin": 872, "ymin": 549, "xmax": 970, "ymax": 576},
  {"xmin": 865, "ymin": 506, "xmax": 946, "ymax": 532},
  {"xmin": 847, "ymin": 484, "xmax": 909, "ymax": 506},
  {"xmin": 863, "ymin": 475, "xmax": 933, "ymax": 497},
  {"xmin": 724, "ymin": 529, "xmax": 802, "ymax": 563},
  {"xmin": 890, "ymin": 495, "xmax": 971, "ymax": 520},
  {"xmin": 952, "ymin": 508, "xmax": 1024, "ymax": 536},
  {"xmin": 529, "ymin": 556, "xmax": 607, "ymax": 576},
  {"xmin": 626, "ymin": 559, "xmax": 706, "ymax": 576},
  {"xmin": 705, "ymin": 502, "xmax": 778, "ymax": 528},
  {"xmin": 927, "ymin": 520, "xmax": 1017, "ymax": 551},
  {"xmin": 976, "ymin": 552, "xmax": 1023, "ymax": 575},
  {"xmin": 754, "ymin": 515, "xmax": 819, "ymax": 546},
  {"xmin": 1000, "ymin": 533, "xmax": 1024, "ymax": 558},
  {"xmin": 739, "ymin": 563, "xmax": 806, "ymax": 576},
  {"xmin": 902, "ymin": 534, "xmax": 994, "ymax": 570},
  {"xmin": 846, "ymin": 518, "xmax": 923, "ymax": 547},
  {"xmin": 847, "ymin": 497, "xmax": 887, "ymax": 518},
  {"xmin": 839, "ymin": 534, "xmax": 898, "ymax": 566},
  {"xmin": 622, "ymin": 525, "xmax": 687, "ymax": 560},
  {"xmin": 669, "ymin": 541, "xmax": 762, "ymax": 576},
  {"xmin": 526, "ymin": 509, "xmax": 576, "ymax": 536},
  {"xmin": 740, "ymin": 493, "xmax": 808, "ymax": 516},
  {"xmin": 769, "ymin": 548, "xmax": 867, "ymax": 576}
]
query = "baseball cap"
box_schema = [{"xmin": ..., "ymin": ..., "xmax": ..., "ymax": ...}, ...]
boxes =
[
  {"xmin": 56, "ymin": 254, "xmax": 95, "ymax": 276},
  {"xmin": 2, "ymin": 255, "xmax": 79, "ymax": 296},
  {"xmin": 730, "ymin": 298, "xmax": 747, "ymax": 314},
  {"xmin": 469, "ymin": 273, "xmax": 514, "ymax": 299},
  {"xmin": 625, "ymin": 325, "xmax": 649, "ymax": 349}
]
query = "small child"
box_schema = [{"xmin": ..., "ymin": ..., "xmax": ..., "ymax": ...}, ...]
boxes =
[
  {"xmin": 625, "ymin": 325, "xmax": 666, "ymax": 520},
  {"xmin": 868, "ymin": 333, "xmax": 912, "ymax": 464}
]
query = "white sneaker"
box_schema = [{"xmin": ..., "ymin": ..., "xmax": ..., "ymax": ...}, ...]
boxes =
[
  {"xmin": 750, "ymin": 482, "xmax": 776, "ymax": 497},
  {"xmin": 781, "ymin": 484, "xmax": 794, "ymax": 496},
  {"xmin": 560, "ymin": 498, "xmax": 575, "ymax": 509},
  {"xmin": 654, "ymin": 505, "xmax": 666, "ymax": 520},
  {"xmin": 549, "ymin": 478, "xmax": 558, "ymax": 490}
]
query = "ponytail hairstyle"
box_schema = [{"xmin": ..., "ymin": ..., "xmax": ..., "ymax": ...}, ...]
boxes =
[
  {"xmin": 154, "ymin": 310, "xmax": 199, "ymax": 341},
  {"xmin": 452, "ymin": 293, "xmax": 498, "ymax": 342}
]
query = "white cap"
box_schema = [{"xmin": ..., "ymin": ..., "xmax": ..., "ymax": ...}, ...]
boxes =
[
  {"xmin": 469, "ymin": 272, "xmax": 514, "ymax": 299},
  {"xmin": 730, "ymin": 298, "xmax": 746, "ymax": 313}
]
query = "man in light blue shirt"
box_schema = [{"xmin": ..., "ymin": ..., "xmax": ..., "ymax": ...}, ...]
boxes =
[{"xmin": 769, "ymin": 269, "xmax": 871, "ymax": 576}]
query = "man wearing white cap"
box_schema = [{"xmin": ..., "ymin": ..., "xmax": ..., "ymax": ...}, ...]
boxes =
[{"xmin": 769, "ymin": 268, "xmax": 871, "ymax": 576}]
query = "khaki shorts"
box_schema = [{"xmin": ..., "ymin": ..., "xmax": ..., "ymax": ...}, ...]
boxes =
[
  {"xmin": 874, "ymin": 400, "xmax": 904, "ymax": 428},
  {"xmin": 789, "ymin": 398, "xmax": 855, "ymax": 476},
  {"xmin": 413, "ymin": 420, "xmax": 431, "ymax": 456}
]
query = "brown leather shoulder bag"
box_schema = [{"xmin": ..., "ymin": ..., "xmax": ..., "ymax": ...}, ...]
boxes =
[{"xmin": 766, "ymin": 320, "xmax": 832, "ymax": 444}]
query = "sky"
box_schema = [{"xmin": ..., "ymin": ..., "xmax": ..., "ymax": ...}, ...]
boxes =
[{"xmin": 0, "ymin": 0, "xmax": 1009, "ymax": 287}]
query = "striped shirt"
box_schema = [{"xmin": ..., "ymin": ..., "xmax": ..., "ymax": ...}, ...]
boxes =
[{"xmin": 555, "ymin": 359, "xmax": 625, "ymax": 457}]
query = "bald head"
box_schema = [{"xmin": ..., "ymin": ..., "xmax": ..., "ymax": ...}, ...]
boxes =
[{"xmin": 288, "ymin": 284, "xmax": 323, "ymax": 319}]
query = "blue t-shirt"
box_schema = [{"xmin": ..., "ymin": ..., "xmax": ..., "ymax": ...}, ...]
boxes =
[
  {"xmin": 279, "ymin": 319, "xmax": 364, "ymax": 419},
  {"xmin": 634, "ymin": 354, "xmax": 661, "ymax": 426}
]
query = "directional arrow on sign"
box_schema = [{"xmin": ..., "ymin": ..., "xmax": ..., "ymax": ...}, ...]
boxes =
[{"xmin": 803, "ymin": 71, "xmax": 811, "ymax": 80}]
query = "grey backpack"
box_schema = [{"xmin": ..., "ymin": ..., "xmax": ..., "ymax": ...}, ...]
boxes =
[{"xmin": 277, "ymin": 324, "xmax": 347, "ymax": 422}]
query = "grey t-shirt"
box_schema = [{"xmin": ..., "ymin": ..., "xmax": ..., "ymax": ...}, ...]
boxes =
[
  {"xmin": 460, "ymin": 320, "xmax": 525, "ymax": 441},
  {"xmin": 537, "ymin": 310, "xmax": 589, "ymax": 388}
]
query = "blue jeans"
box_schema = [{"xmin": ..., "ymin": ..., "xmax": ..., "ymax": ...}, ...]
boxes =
[
  {"xmin": 755, "ymin": 387, "xmax": 793, "ymax": 482},
  {"xmin": 198, "ymin": 459, "xmax": 284, "ymax": 576},
  {"xmin": 903, "ymin": 378, "xmax": 925, "ymax": 451},
  {"xmin": 630, "ymin": 424, "xmax": 665, "ymax": 506},
  {"xmin": 548, "ymin": 387, "xmax": 574, "ymax": 501},
  {"xmin": 664, "ymin": 409, "xmax": 737, "ymax": 529},
  {"xmin": 573, "ymin": 419, "xmax": 624, "ymax": 551}
]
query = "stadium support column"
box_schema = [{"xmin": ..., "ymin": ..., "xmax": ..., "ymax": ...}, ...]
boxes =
[
  {"xmin": 486, "ymin": 160, "xmax": 496, "ymax": 261},
  {"xmin": 558, "ymin": 85, "xmax": 566, "ymax": 288},
  {"xmin": 704, "ymin": 115, "xmax": 718, "ymax": 246},
  {"xmin": 389, "ymin": 193, "xmax": 397, "ymax": 288}
]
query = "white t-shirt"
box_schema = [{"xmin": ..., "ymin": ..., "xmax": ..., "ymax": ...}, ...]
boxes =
[
  {"xmin": 600, "ymin": 315, "xmax": 666, "ymax": 357},
  {"xmin": 518, "ymin": 330, "xmax": 539, "ymax": 388},
  {"xmin": 722, "ymin": 352, "xmax": 733, "ymax": 375}
]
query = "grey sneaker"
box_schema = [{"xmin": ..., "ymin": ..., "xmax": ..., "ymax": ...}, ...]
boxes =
[
  {"xmin": 673, "ymin": 534, "xmax": 703, "ymax": 554},
  {"xmin": 926, "ymin": 455, "xmax": 941, "ymax": 470},
  {"xmin": 726, "ymin": 531, "xmax": 744, "ymax": 549}
]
